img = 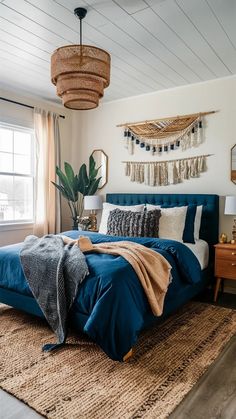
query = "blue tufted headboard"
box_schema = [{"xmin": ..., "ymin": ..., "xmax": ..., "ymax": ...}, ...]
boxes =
[{"xmin": 106, "ymin": 193, "xmax": 219, "ymax": 248}]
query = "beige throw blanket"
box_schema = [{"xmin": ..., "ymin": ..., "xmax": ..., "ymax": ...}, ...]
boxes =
[{"xmin": 62, "ymin": 236, "xmax": 171, "ymax": 316}]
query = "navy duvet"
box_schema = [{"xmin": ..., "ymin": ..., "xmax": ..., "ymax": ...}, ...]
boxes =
[{"xmin": 0, "ymin": 231, "xmax": 202, "ymax": 361}]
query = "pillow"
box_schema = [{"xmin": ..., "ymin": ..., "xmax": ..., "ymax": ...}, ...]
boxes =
[
  {"xmin": 161, "ymin": 204, "xmax": 197, "ymax": 244},
  {"xmin": 194, "ymin": 205, "xmax": 203, "ymax": 240},
  {"xmin": 182, "ymin": 204, "xmax": 197, "ymax": 244},
  {"xmin": 146, "ymin": 204, "xmax": 188, "ymax": 242},
  {"xmin": 99, "ymin": 202, "xmax": 145, "ymax": 235},
  {"xmin": 107, "ymin": 208, "xmax": 161, "ymax": 237}
]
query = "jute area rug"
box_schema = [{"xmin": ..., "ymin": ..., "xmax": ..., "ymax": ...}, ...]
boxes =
[{"xmin": 1, "ymin": 302, "xmax": 236, "ymax": 419}]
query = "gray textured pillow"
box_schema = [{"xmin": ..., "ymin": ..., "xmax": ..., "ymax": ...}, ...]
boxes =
[{"xmin": 107, "ymin": 208, "xmax": 161, "ymax": 237}]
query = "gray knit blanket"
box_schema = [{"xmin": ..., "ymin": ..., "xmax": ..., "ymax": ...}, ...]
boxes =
[{"xmin": 20, "ymin": 234, "xmax": 89, "ymax": 351}]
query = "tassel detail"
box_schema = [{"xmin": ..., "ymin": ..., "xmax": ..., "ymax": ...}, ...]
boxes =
[{"xmin": 123, "ymin": 154, "xmax": 211, "ymax": 186}]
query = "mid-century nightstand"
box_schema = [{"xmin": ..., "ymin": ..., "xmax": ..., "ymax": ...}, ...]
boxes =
[{"xmin": 214, "ymin": 243, "xmax": 236, "ymax": 302}]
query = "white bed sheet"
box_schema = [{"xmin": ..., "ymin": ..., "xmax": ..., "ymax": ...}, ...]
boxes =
[{"xmin": 184, "ymin": 239, "xmax": 209, "ymax": 270}]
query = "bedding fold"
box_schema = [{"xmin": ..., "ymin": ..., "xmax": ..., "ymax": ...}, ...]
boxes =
[{"xmin": 62, "ymin": 235, "xmax": 172, "ymax": 316}]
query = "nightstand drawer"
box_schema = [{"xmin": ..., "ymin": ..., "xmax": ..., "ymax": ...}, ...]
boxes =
[
  {"xmin": 215, "ymin": 248, "xmax": 236, "ymax": 261},
  {"xmin": 215, "ymin": 259, "xmax": 236, "ymax": 280}
]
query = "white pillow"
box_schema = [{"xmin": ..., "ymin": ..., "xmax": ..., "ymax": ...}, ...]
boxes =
[
  {"xmin": 194, "ymin": 205, "xmax": 203, "ymax": 240},
  {"xmin": 146, "ymin": 204, "xmax": 187, "ymax": 241},
  {"xmin": 99, "ymin": 202, "xmax": 145, "ymax": 234}
]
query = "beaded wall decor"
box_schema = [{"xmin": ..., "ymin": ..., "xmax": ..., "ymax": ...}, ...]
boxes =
[
  {"xmin": 123, "ymin": 154, "xmax": 212, "ymax": 186},
  {"xmin": 117, "ymin": 111, "xmax": 216, "ymax": 155}
]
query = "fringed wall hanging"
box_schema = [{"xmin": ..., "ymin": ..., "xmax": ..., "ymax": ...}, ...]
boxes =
[
  {"xmin": 117, "ymin": 111, "xmax": 216, "ymax": 155},
  {"xmin": 123, "ymin": 154, "xmax": 212, "ymax": 186}
]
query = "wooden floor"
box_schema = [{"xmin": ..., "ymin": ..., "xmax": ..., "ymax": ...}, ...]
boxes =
[{"xmin": 1, "ymin": 291, "xmax": 236, "ymax": 419}]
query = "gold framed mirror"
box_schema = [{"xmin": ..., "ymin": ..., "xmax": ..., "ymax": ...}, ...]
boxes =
[
  {"xmin": 231, "ymin": 144, "xmax": 236, "ymax": 184},
  {"xmin": 92, "ymin": 149, "xmax": 108, "ymax": 189}
]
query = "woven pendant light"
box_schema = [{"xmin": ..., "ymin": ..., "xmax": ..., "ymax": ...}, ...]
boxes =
[{"xmin": 51, "ymin": 7, "xmax": 111, "ymax": 110}]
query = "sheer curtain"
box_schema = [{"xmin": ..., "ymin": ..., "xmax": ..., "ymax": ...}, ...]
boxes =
[{"xmin": 33, "ymin": 108, "xmax": 61, "ymax": 236}]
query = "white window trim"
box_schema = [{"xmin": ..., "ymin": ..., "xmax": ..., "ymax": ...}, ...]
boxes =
[
  {"xmin": 0, "ymin": 122, "xmax": 35, "ymax": 226},
  {"xmin": 0, "ymin": 222, "xmax": 34, "ymax": 232}
]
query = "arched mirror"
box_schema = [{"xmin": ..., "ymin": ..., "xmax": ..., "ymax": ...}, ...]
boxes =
[
  {"xmin": 231, "ymin": 145, "xmax": 236, "ymax": 184},
  {"xmin": 92, "ymin": 149, "xmax": 108, "ymax": 189}
]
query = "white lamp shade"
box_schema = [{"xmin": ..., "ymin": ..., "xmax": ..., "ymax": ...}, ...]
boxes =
[
  {"xmin": 84, "ymin": 195, "xmax": 102, "ymax": 210},
  {"xmin": 224, "ymin": 196, "xmax": 236, "ymax": 215}
]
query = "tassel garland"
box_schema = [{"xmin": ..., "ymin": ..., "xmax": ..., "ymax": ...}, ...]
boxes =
[
  {"xmin": 123, "ymin": 117, "xmax": 204, "ymax": 155},
  {"xmin": 123, "ymin": 154, "xmax": 211, "ymax": 187}
]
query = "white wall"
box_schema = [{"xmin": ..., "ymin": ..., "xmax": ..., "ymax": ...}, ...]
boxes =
[
  {"xmin": 73, "ymin": 75, "xmax": 236, "ymax": 239},
  {"xmin": 0, "ymin": 88, "xmax": 73, "ymax": 245}
]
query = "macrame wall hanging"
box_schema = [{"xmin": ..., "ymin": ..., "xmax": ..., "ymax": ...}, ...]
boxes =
[
  {"xmin": 117, "ymin": 111, "xmax": 216, "ymax": 156},
  {"xmin": 123, "ymin": 154, "xmax": 212, "ymax": 186}
]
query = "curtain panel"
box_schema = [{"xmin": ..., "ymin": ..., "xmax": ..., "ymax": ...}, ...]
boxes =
[{"xmin": 34, "ymin": 108, "xmax": 61, "ymax": 236}]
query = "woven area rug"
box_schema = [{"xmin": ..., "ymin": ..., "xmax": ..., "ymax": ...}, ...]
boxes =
[{"xmin": 1, "ymin": 302, "xmax": 236, "ymax": 419}]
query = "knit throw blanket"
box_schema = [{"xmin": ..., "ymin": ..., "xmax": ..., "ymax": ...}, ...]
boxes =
[
  {"xmin": 20, "ymin": 234, "xmax": 89, "ymax": 351},
  {"xmin": 63, "ymin": 236, "xmax": 172, "ymax": 316}
]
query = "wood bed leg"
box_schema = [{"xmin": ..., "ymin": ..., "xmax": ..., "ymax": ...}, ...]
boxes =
[{"xmin": 123, "ymin": 348, "xmax": 133, "ymax": 362}]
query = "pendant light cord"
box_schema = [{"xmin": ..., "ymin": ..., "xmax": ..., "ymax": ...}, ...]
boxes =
[{"xmin": 80, "ymin": 16, "xmax": 82, "ymax": 45}]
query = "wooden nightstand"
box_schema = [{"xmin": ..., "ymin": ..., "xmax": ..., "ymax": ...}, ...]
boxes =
[{"xmin": 214, "ymin": 243, "xmax": 236, "ymax": 302}]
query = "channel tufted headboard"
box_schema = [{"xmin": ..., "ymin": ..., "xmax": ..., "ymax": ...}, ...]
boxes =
[{"xmin": 106, "ymin": 193, "xmax": 219, "ymax": 248}]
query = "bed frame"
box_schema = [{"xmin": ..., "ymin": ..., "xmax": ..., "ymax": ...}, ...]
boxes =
[{"xmin": 0, "ymin": 193, "xmax": 219, "ymax": 320}]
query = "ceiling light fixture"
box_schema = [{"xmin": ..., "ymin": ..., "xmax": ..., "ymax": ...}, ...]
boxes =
[{"xmin": 51, "ymin": 7, "xmax": 111, "ymax": 110}]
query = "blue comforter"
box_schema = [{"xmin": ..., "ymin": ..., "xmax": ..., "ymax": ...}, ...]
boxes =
[{"xmin": 0, "ymin": 231, "xmax": 202, "ymax": 360}]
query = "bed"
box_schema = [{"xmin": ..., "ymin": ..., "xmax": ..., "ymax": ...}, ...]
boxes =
[{"xmin": 0, "ymin": 193, "xmax": 219, "ymax": 361}]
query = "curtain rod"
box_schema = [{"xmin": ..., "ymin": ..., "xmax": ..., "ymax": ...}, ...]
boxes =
[{"xmin": 0, "ymin": 97, "xmax": 65, "ymax": 119}]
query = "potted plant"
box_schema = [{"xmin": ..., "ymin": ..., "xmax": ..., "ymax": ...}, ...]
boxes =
[{"xmin": 52, "ymin": 154, "xmax": 101, "ymax": 229}]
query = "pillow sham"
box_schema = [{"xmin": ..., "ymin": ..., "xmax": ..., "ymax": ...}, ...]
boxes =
[
  {"xmin": 182, "ymin": 204, "xmax": 197, "ymax": 244},
  {"xmin": 194, "ymin": 205, "xmax": 203, "ymax": 240},
  {"xmin": 146, "ymin": 204, "xmax": 188, "ymax": 242},
  {"xmin": 99, "ymin": 202, "xmax": 145, "ymax": 235},
  {"xmin": 107, "ymin": 208, "xmax": 161, "ymax": 238}
]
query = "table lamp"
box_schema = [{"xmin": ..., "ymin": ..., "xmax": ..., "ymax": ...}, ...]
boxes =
[
  {"xmin": 224, "ymin": 196, "xmax": 236, "ymax": 243},
  {"xmin": 84, "ymin": 195, "xmax": 102, "ymax": 231}
]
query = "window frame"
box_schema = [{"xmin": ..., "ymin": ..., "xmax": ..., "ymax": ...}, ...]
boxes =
[{"xmin": 0, "ymin": 122, "xmax": 35, "ymax": 227}]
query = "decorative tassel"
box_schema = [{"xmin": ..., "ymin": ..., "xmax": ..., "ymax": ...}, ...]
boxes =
[
  {"xmin": 122, "ymin": 116, "xmax": 207, "ymax": 155},
  {"xmin": 128, "ymin": 138, "xmax": 134, "ymax": 155},
  {"xmin": 123, "ymin": 154, "xmax": 211, "ymax": 186}
]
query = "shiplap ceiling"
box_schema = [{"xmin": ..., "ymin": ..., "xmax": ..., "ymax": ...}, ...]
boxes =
[{"xmin": 0, "ymin": 0, "xmax": 235, "ymax": 105}]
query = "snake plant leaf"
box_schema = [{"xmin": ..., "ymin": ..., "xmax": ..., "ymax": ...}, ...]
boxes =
[
  {"xmin": 89, "ymin": 154, "xmax": 96, "ymax": 176},
  {"xmin": 56, "ymin": 166, "xmax": 75, "ymax": 201},
  {"xmin": 51, "ymin": 182, "xmax": 68, "ymax": 200},
  {"xmin": 89, "ymin": 166, "xmax": 100, "ymax": 180},
  {"xmin": 64, "ymin": 162, "xmax": 78, "ymax": 201},
  {"xmin": 64, "ymin": 162, "xmax": 74, "ymax": 185},
  {"xmin": 78, "ymin": 164, "xmax": 89, "ymax": 195},
  {"xmin": 87, "ymin": 177, "xmax": 102, "ymax": 195}
]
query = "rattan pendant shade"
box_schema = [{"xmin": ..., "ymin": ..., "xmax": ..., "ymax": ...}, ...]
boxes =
[{"xmin": 51, "ymin": 8, "xmax": 110, "ymax": 110}]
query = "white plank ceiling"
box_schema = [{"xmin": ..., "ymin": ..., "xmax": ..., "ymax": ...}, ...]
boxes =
[{"xmin": 0, "ymin": 0, "xmax": 235, "ymax": 104}]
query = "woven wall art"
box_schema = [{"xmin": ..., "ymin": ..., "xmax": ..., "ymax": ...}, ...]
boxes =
[
  {"xmin": 117, "ymin": 111, "xmax": 216, "ymax": 155},
  {"xmin": 123, "ymin": 154, "xmax": 212, "ymax": 186}
]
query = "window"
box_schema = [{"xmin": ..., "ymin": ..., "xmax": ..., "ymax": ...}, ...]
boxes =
[{"xmin": 0, "ymin": 123, "xmax": 35, "ymax": 224}]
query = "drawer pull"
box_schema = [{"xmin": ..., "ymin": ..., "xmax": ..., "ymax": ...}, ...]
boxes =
[
  {"xmin": 232, "ymin": 263, "xmax": 236, "ymax": 266},
  {"xmin": 232, "ymin": 252, "xmax": 236, "ymax": 255}
]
